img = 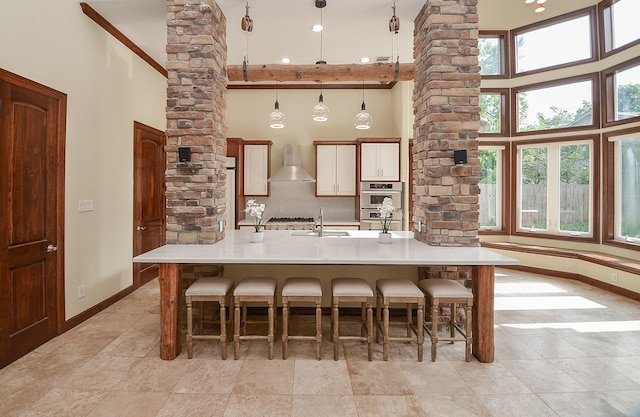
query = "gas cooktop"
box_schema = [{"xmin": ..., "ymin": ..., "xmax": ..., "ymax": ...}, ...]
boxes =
[{"xmin": 266, "ymin": 217, "xmax": 315, "ymax": 223}]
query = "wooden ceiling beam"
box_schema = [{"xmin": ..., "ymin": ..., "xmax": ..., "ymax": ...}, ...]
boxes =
[{"xmin": 226, "ymin": 63, "xmax": 415, "ymax": 83}]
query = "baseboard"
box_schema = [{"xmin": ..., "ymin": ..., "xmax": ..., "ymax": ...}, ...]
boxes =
[{"xmin": 63, "ymin": 285, "xmax": 135, "ymax": 332}]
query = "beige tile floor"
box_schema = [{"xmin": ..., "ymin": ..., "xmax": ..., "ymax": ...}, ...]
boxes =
[{"xmin": 1, "ymin": 269, "xmax": 640, "ymax": 416}]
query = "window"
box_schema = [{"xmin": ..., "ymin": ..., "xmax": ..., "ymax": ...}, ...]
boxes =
[
  {"xmin": 602, "ymin": 58, "xmax": 640, "ymax": 126},
  {"xmin": 512, "ymin": 8, "xmax": 596, "ymax": 76},
  {"xmin": 515, "ymin": 138, "xmax": 597, "ymax": 240},
  {"xmin": 514, "ymin": 75, "xmax": 598, "ymax": 134},
  {"xmin": 604, "ymin": 129, "xmax": 640, "ymax": 249},
  {"xmin": 599, "ymin": 0, "xmax": 640, "ymax": 56},
  {"xmin": 479, "ymin": 31, "xmax": 508, "ymax": 78},
  {"xmin": 479, "ymin": 144, "xmax": 509, "ymax": 232},
  {"xmin": 479, "ymin": 89, "xmax": 508, "ymax": 136}
]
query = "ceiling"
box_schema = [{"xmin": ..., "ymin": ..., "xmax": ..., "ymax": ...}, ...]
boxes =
[{"xmin": 83, "ymin": 0, "xmax": 598, "ymax": 75}]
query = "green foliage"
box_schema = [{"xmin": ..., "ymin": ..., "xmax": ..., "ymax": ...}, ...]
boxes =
[
  {"xmin": 560, "ymin": 221, "xmax": 589, "ymax": 232},
  {"xmin": 479, "ymin": 94, "xmax": 501, "ymax": 133},
  {"xmin": 560, "ymin": 144, "xmax": 590, "ymax": 185},
  {"xmin": 478, "ymin": 38, "xmax": 500, "ymax": 75},
  {"xmin": 480, "ymin": 149, "xmax": 497, "ymax": 184},
  {"xmin": 521, "ymin": 147, "xmax": 547, "ymax": 184},
  {"xmin": 618, "ymin": 83, "xmax": 640, "ymax": 116}
]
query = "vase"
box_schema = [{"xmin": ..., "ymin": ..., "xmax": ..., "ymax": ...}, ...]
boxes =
[
  {"xmin": 251, "ymin": 231, "xmax": 264, "ymax": 243},
  {"xmin": 378, "ymin": 232, "xmax": 392, "ymax": 244}
]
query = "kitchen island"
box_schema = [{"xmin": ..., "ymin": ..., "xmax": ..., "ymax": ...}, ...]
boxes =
[{"xmin": 133, "ymin": 230, "xmax": 518, "ymax": 362}]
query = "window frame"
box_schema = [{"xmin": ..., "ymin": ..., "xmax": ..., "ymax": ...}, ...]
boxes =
[
  {"xmin": 479, "ymin": 88, "xmax": 510, "ymax": 137},
  {"xmin": 511, "ymin": 135, "xmax": 600, "ymax": 243},
  {"xmin": 603, "ymin": 127, "xmax": 640, "ymax": 251},
  {"xmin": 511, "ymin": 73, "xmax": 601, "ymax": 136},
  {"xmin": 479, "ymin": 30, "xmax": 509, "ymax": 79},
  {"xmin": 601, "ymin": 56, "xmax": 640, "ymax": 127},
  {"xmin": 598, "ymin": 0, "xmax": 640, "ymax": 58},
  {"xmin": 479, "ymin": 141, "xmax": 511, "ymax": 235},
  {"xmin": 510, "ymin": 6, "xmax": 598, "ymax": 78}
]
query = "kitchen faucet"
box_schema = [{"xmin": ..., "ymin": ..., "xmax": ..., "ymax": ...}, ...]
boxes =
[{"xmin": 318, "ymin": 208, "xmax": 324, "ymax": 237}]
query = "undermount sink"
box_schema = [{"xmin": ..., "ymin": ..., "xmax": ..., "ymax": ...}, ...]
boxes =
[{"xmin": 291, "ymin": 230, "xmax": 350, "ymax": 237}]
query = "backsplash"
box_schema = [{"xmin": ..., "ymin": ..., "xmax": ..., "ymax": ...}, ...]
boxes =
[{"xmin": 244, "ymin": 182, "xmax": 356, "ymax": 221}]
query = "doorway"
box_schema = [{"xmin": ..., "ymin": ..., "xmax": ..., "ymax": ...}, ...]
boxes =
[
  {"xmin": 0, "ymin": 69, "xmax": 66, "ymax": 367},
  {"xmin": 133, "ymin": 121, "xmax": 165, "ymax": 288}
]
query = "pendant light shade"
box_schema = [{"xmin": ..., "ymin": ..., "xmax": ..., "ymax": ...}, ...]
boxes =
[
  {"xmin": 313, "ymin": 94, "xmax": 329, "ymax": 122},
  {"xmin": 354, "ymin": 82, "xmax": 372, "ymax": 130},
  {"xmin": 269, "ymin": 83, "xmax": 285, "ymax": 129}
]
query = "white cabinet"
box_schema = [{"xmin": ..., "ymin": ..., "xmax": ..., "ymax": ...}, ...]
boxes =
[
  {"xmin": 316, "ymin": 144, "xmax": 356, "ymax": 196},
  {"xmin": 360, "ymin": 142, "xmax": 399, "ymax": 181},
  {"xmin": 244, "ymin": 144, "xmax": 269, "ymax": 196}
]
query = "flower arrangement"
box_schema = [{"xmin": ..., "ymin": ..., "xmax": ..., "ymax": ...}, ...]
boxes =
[
  {"xmin": 244, "ymin": 199, "xmax": 266, "ymax": 232},
  {"xmin": 377, "ymin": 197, "xmax": 396, "ymax": 234}
]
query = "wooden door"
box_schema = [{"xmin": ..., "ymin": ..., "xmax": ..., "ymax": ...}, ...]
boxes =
[
  {"xmin": 0, "ymin": 70, "xmax": 66, "ymax": 367},
  {"xmin": 133, "ymin": 122, "xmax": 165, "ymax": 287}
]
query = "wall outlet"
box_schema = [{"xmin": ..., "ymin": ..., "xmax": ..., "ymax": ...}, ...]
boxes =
[
  {"xmin": 78, "ymin": 199, "xmax": 94, "ymax": 212},
  {"xmin": 78, "ymin": 285, "xmax": 86, "ymax": 298},
  {"xmin": 611, "ymin": 273, "xmax": 618, "ymax": 283}
]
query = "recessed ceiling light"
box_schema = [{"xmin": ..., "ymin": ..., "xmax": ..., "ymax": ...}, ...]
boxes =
[
  {"xmin": 525, "ymin": 0, "xmax": 535, "ymax": 3},
  {"xmin": 312, "ymin": 24, "xmax": 323, "ymax": 32},
  {"xmin": 281, "ymin": 57, "xmax": 291, "ymax": 64},
  {"xmin": 535, "ymin": 4, "xmax": 545, "ymax": 12},
  {"xmin": 537, "ymin": 0, "xmax": 547, "ymax": 3},
  {"xmin": 360, "ymin": 57, "xmax": 370, "ymax": 64}
]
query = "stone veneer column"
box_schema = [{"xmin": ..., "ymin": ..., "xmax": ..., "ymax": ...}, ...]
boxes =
[
  {"xmin": 412, "ymin": 0, "xmax": 481, "ymax": 250},
  {"xmin": 166, "ymin": 0, "xmax": 227, "ymax": 244}
]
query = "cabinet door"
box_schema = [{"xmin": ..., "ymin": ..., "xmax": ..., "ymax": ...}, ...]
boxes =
[
  {"xmin": 316, "ymin": 145, "xmax": 337, "ymax": 196},
  {"xmin": 378, "ymin": 143, "xmax": 399, "ymax": 181},
  {"xmin": 244, "ymin": 144, "xmax": 269, "ymax": 195},
  {"xmin": 335, "ymin": 145, "xmax": 356, "ymax": 195},
  {"xmin": 360, "ymin": 143, "xmax": 380, "ymax": 181}
]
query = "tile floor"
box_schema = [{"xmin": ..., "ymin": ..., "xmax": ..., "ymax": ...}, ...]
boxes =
[{"xmin": 1, "ymin": 269, "xmax": 640, "ymax": 416}]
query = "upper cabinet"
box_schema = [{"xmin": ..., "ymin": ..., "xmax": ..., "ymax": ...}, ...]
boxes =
[
  {"xmin": 315, "ymin": 142, "xmax": 356, "ymax": 196},
  {"xmin": 243, "ymin": 142, "xmax": 271, "ymax": 196},
  {"xmin": 359, "ymin": 140, "xmax": 400, "ymax": 181}
]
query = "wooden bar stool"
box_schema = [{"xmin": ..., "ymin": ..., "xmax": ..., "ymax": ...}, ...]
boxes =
[
  {"xmin": 331, "ymin": 278, "xmax": 374, "ymax": 361},
  {"xmin": 375, "ymin": 279, "xmax": 424, "ymax": 361},
  {"xmin": 281, "ymin": 277, "xmax": 323, "ymax": 360},
  {"xmin": 185, "ymin": 277, "xmax": 234, "ymax": 359},
  {"xmin": 233, "ymin": 277, "xmax": 277, "ymax": 360},
  {"xmin": 419, "ymin": 278, "xmax": 473, "ymax": 362}
]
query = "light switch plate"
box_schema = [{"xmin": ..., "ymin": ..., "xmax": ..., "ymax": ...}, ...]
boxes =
[{"xmin": 78, "ymin": 199, "xmax": 94, "ymax": 212}]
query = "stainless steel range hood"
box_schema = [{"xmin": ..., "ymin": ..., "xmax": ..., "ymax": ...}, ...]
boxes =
[{"xmin": 268, "ymin": 144, "xmax": 316, "ymax": 182}]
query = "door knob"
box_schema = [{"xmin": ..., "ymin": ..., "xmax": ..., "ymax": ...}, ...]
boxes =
[
  {"xmin": 137, "ymin": 226, "xmax": 147, "ymax": 231},
  {"xmin": 47, "ymin": 245, "xmax": 58, "ymax": 253}
]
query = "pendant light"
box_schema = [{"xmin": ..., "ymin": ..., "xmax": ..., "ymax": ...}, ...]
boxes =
[
  {"xmin": 313, "ymin": 83, "xmax": 329, "ymax": 122},
  {"xmin": 312, "ymin": 0, "xmax": 329, "ymax": 122},
  {"xmin": 269, "ymin": 82, "xmax": 285, "ymax": 129},
  {"xmin": 354, "ymin": 81, "xmax": 372, "ymax": 130}
]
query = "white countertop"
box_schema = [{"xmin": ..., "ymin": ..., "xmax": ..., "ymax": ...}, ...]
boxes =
[{"xmin": 133, "ymin": 230, "xmax": 519, "ymax": 266}]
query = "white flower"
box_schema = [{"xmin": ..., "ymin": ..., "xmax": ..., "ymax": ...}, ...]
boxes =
[
  {"xmin": 377, "ymin": 197, "xmax": 395, "ymax": 233},
  {"xmin": 244, "ymin": 199, "xmax": 266, "ymax": 232}
]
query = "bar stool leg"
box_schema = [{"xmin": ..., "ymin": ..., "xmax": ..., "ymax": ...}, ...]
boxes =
[
  {"xmin": 332, "ymin": 300, "xmax": 339, "ymax": 360},
  {"xmin": 220, "ymin": 298, "xmax": 227, "ymax": 360},
  {"xmin": 186, "ymin": 296, "xmax": 194, "ymax": 359},
  {"xmin": 234, "ymin": 301, "xmax": 241, "ymax": 360},
  {"xmin": 315, "ymin": 298, "xmax": 322, "ymax": 360},
  {"xmin": 406, "ymin": 305, "xmax": 412, "ymax": 338},
  {"xmin": 417, "ymin": 300, "xmax": 424, "ymax": 362},
  {"xmin": 282, "ymin": 298, "xmax": 289, "ymax": 360},
  {"xmin": 375, "ymin": 293, "xmax": 381, "ymax": 344},
  {"xmin": 268, "ymin": 297, "xmax": 274, "ymax": 360},
  {"xmin": 366, "ymin": 301, "xmax": 373, "ymax": 361},
  {"xmin": 431, "ymin": 299, "xmax": 439, "ymax": 362},
  {"xmin": 465, "ymin": 302, "xmax": 472, "ymax": 362},
  {"xmin": 450, "ymin": 302, "xmax": 456, "ymax": 342},
  {"xmin": 382, "ymin": 299, "xmax": 390, "ymax": 361}
]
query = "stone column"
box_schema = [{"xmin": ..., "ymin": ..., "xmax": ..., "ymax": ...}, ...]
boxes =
[
  {"xmin": 166, "ymin": 0, "xmax": 227, "ymax": 244},
  {"xmin": 412, "ymin": 0, "xmax": 481, "ymax": 249}
]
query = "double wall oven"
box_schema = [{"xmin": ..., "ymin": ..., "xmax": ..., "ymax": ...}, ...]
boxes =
[{"xmin": 359, "ymin": 182, "xmax": 404, "ymax": 231}]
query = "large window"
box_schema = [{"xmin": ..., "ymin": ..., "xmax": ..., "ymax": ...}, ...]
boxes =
[
  {"xmin": 515, "ymin": 138, "xmax": 597, "ymax": 240},
  {"xmin": 599, "ymin": 0, "xmax": 640, "ymax": 56},
  {"xmin": 514, "ymin": 75, "xmax": 598, "ymax": 134},
  {"xmin": 512, "ymin": 8, "xmax": 596, "ymax": 76},
  {"xmin": 604, "ymin": 129, "xmax": 640, "ymax": 248},
  {"xmin": 479, "ymin": 31, "xmax": 508, "ymax": 78},
  {"xmin": 479, "ymin": 89, "xmax": 508, "ymax": 136},
  {"xmin": 479, "ymin": 145, "xmax": 509, "ymax": 232},
  {"xmin": 602, "ymin": 58, "xmax": 640, "ymax": 126}
]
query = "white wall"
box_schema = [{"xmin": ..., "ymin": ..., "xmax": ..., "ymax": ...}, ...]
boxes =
[{"xmin": 0, "ymin": 0, "xmax": 167, "ymax": 319}]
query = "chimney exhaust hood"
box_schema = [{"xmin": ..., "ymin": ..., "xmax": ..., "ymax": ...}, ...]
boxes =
[{"xmin": 269, "ymin": 144, "xmax": 316, "ymax": 182}]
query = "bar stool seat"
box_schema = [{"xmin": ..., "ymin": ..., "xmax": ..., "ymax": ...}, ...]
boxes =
[
  {"xmin": 233, "ymin": 277, "xmax": 277, "ymax": 360},
  {"xmin": 185, "ymin": 277, "xmax": 234, "ymax": 359},
  {"xmin": 419, "ymin": 278, "xmax": 473, "ymax": 362},
  {"xmin": 331, "ymin": 278, "xmax": 374, "ymax": 361},
  {"xmin": 281, "ymin": 277, "xmax": 323, "ymax": 360},
  {"xmin": 375, "ymin": 279, "xmax": 424, "ymax": 361}
]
